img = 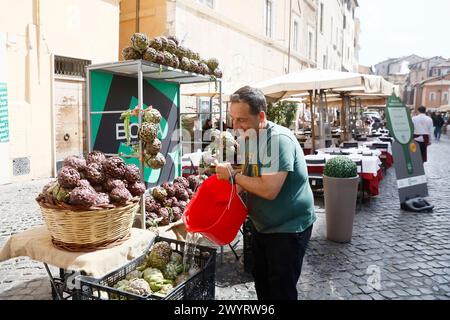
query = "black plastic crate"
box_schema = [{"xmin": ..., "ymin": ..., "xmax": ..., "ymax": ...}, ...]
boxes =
[{"xmin": 77, "ymin": 237, "xmax": 216, "ymax": 300}]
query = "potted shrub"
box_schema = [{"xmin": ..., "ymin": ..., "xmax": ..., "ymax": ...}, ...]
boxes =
[{"xmin": 323, "ymin": 156, "xmax": 359, "ymax": 243}]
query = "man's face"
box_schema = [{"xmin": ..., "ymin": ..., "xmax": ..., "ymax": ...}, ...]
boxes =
[{"xmin": 230, "ymin": 102, "xmax": 262, "ymax": 136}]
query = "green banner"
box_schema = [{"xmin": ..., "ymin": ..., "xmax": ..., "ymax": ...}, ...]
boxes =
[
  {"xmin": 0, "ymin": 82, "xmax": 9, "ymax": 143},
  {"xmin": 89, "ymin": 71, "xmax": 181, "ymax": 186}
]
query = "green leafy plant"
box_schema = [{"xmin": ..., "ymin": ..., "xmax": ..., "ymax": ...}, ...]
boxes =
[
  {"xmin": 266, "ymin": 101, "xmax": 297, "ymax": 128},
  {"xmin": 323, "ymin": 156, "xmax": 358, "ymax": 178}
]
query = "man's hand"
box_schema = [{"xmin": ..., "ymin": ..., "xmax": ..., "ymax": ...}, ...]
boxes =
[{"xmin": 214, "ymin": 161, "xmax": 233, "ymax": 181}]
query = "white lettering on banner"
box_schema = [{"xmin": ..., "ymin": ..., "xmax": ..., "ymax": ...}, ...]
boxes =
[
  {"xmin": 116, "ymin": 123, "xmax": 139, "ymax": 141},
  {"xmin": 397, "ymin": 175, "xmax": 427, "ymax": 189}
]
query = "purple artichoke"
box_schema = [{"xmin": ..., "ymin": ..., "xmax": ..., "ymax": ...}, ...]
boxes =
[
  {"xmin": 178, "ymin": 200, "xmax": 188, "ymax": 211},
  {"xmin": 87, "ymin": 151, "xmax": 106, "ymax": 165},
  {"xmin": 124, "ymin": 164, "xmax": 141, "ymax": 183},
  {"xmin": 187, "ymin": 175, "xmax": 200, "ymax": 190},
  {"xmin": 158, "ymin": 208, "xmax": 171, "ymax": 226},
  {"xmin": 95, "ymin": 193, "xmax": 110, "ymax": 206},
  {"xmin": 104, "ymin": 178, "xmax": 126, "ymax": 192},
  {"xmin": 128, "ymin": 181, "xmax": 146, "ymax": 197},
  {"xmin": 69, "ymin": 186, "xmax": 97, "ymax": 207},
  {"xmin": 171, "ymin": 207, "xmax": 183, "ymax": 222},
  {"xmin": 85, "ymin": 162, "xmax": 105, "ymax": 185},
  {"xmin": 161, "ymin": 182, "xmax": 176, "ymax": 197},
  {"xmin": 58, "ymin": 166, "xmax": 81, "ymax": 189},
  {"xmin": 63, "ymin": 155, "xmax": 86, "ymax": 172},
  {"xmin": 174, "ymin": 177, "xmax": 189, "ymax": 189},
  {"xmin": 176, "ymin": 188, "xmax": 189, "ymax": 202},
  {"xmin": 110, "ymin": 187, "xmax": 133, "ymax": 205},
  {"xmin": 103, "ymin": 156, "xmax": 126, "ymax": 179}
]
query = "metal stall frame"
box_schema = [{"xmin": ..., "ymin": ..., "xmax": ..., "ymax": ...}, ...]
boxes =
[{"xmin": 86, "ymin": 60, "xmax": 222, "ymax": 229}]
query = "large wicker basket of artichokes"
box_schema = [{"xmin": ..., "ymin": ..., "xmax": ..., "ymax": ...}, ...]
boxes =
[{"xmin": 36, "ymin": 152, "xmax": 146, "ymax": 252}]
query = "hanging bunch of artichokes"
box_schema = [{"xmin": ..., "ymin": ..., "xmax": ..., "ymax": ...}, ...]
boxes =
[{"xmin": 121, "ymin": 106, "xmax": 166, "ymax": 170}]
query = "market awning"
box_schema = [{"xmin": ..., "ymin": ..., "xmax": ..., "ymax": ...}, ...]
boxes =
[
  {"xmin": 252, "ymin": 68, "xmax": 365, "ymax": 101},
  {"xmin": 333, "ymin": 74, "xmax": 399, "ymax": 96}
]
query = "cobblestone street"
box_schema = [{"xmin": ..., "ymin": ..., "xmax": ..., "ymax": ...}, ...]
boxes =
[{"xmin": 1, "ymin": 136, "xmax": 450, "ymax": 300}]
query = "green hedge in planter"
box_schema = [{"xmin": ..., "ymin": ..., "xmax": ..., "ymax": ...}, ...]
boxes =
[{"xmin": 324, "ymin": 156, "xmax": 358, "ymax": 178}]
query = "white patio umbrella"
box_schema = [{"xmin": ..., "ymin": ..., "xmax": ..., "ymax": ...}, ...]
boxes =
[{"xmin": 252, "ymin": 68, "xmax": 365, "ymax": 100}]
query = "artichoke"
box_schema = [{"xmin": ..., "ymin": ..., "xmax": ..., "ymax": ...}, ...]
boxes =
[
  {"xmin": 110, "ymin": 187, "xmax": 133, "ymax": 205},
  {"xmin": 104, "ymin": 178, "xmax": 126, "ymax": 192},
  {"xmin": 145, "ymin": 195, "xmax": 161, "ymax": 212},
  {"xmin": 213, "ymin": 68, "xmax": 223, "ymax": 78},
  {"xmin": 179, "ymin": 57, "xmax": 191, "ymax": 71},
  {"xmin": 170, "ymin": 197, "xmax": 180, "ymax": 208},
  {"xmin": 198, "ymin": 63, "xmax": 210, "ymax": 75},
  {"xmin": 122, "ymin": 46, "xmax": 141, "ymax": 60},
  {"xmin": 171, "ymin": 207, "xmax": 183, "ymax": 222},
  {"xmin": 162, "ymin": 51, "xmax": 173, "ymax": 66},
  {"xmin": 142, "ymin": 267, "xmax": 164, "ymax": 283},
  {"xmin": 85, "ymin": 162, "xmax": 105, "ymax": 185},
  {"xmin": 95, "ymin": 192, "xmax": 110, "ymax": 206},
  {"xmin": 87, "ymin": 150, "xmax": 106, "ymax": 165},
  {"xmin": 63, "ymin": 155, "xmax": 86, "ymax": 172},
  {"xmin": 186, "ymin": 188, "xmax": 194, "ymax": 199},
  {"xmin": 170, "ymin": 252, "xmax": 183, "ymax": 265},
  {"xmin": 159, "ymin": 36, "xmax": 169, "ymax": 51},
  {"xmin": 125, "ymin": 270, "xmax": 143, "ymax": 280},
  {"xmin": 172, "ymin": 56, "xmax": 180, "ymax": 69},
  {"xmin": 128, "ymin": 181, "xmax": 146, "ymax": 197},
  {"xmin": 131, "ymin": 33, "xmax": 149, "ymax": 54},
  {"xmin": 58, "ymin": 166, "xmax": 81, "ymax": 189},
  {"xmin": 166, "ymin": 39, "xmax": 177, "ymax": 54},
  {"xmin": 52, "ymin": 183, "xmax": 71, "ymax": 203},
  {"xmin": 167, "ymin": 35, "xmax": 179, "ymax": 46},
  {"xmin": 124, "ymin": 164, "xmax": 141, "ymax": 183},
  {"xmin": 187, "ymin": 175, "xmax": 200, "ymax": 190},
  {"xmin": 207, "ymin": 58, "xmax": 219, "ymax": 71},
  {"xmin": 161, "ymin": 182, "xmax": 176, "ymax": 197},
  {"xmin": 189, "ymin": 59, "xmax": 199, "ymax": 73},
  {"xmin": 174, "ymin": 177, "xmax": 189, "ymax": 189},
  {"xmin": 149, "ymin": 37, "xmax": 163, "ymax": 51},
  {"xmin": 103, "ymin": 156, "xmax": 126, "ymax": 179},
  {"xmin": 152, "ymin": 186, "xmax": 168, "ymax": 202},
  {"xmin": 153, "ymin": 51, "xmax": 165, "ymax": 65},
  {"xmin": 124, "ymin": 278, "xmax": 151, "ymax": 296},
  {"xmin": 147, "ymin": 241, "xmax": 172, "ymax": 271},
  {"xmin": 158, "ymin": 208, "xmax": 171, "ymax": 226},
  {"xmin": 143, "ymin": 108, "xmax": 162, "ymax": 124},
  {"xmin": 143, "ymin": 47, "xmax": 157, "ymax": 62},
  {"xmin": 69, "ymin": 186, "xmax": 97, "ymax": 207},
  {"xmin": 175, "ymin": 46, "xmax": 188, "ymax": 59},
  {"xmin": 163, "ymin": 262, "xmax": 183, "ymax": 280},
  {"xmin": 145, "ymin": 153, "xmax": 166, "ymax": 170},
  {"xmin": 178, "ymin": 200, "xmax": 188, "ymax": 211},
  {"xmin": 145, "ymin": 138, "xmax": 162, "ymax": 156},
  {"xmin": 138, "ymin": 123, "xmax": 158, "ymax": 143},
  {"xmin": 176, "ymin": 188, "xmax": 189, "ymax": 202}
]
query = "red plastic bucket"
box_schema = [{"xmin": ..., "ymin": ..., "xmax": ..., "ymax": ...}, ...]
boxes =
[{"xmin": 183, "ymin": 175, "xmax": 248, "ymax": 246}]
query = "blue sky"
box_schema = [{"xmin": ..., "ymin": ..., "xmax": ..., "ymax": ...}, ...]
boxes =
[{"xmin": 357, "ymin": 0, "xmax": 450, "ymax": 66}]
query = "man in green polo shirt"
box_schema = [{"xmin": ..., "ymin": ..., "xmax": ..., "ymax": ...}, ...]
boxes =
[{"xmin": 215, "ymin": 86, "xmax": 316, "ymax": 300}]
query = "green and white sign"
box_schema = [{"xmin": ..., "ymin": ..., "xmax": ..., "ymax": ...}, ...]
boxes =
[{"xmin": 386, "ymin": 94, "xmax": 414, "ymax": 174}]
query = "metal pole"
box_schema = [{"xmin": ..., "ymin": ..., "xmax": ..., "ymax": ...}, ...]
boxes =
[
  {"xmin": 138, "ymin": 61, "xmax": 146, "ymax": 230},
  {"xmin": 219, "ymin": 80, "xmax": 223, "ymax": 131},
  {"xmin": 309, "ymin": 90, "xmax": 316, "ymax": 153},
  {"xmin": 86, "ymin": 67, "xmax": 92, "ymax": 152}
]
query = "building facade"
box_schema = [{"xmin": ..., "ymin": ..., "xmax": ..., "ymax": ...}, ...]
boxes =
[
  {"xmin": 315, "ymin": 0, "xmax": 359, "ymax": 72},
  {"xmin": 0, "ymin": 0, "xmax": 120, "ymax": 184},
  {"xmin": 418, "ymin": 75, "xmax": 450, "ymax": 109}
]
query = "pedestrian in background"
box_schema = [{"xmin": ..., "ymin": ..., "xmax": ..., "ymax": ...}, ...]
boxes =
[
  {"xmin": 412, "ymin": 106, "xmax": 433, "ymax": 162},
  {"xmin": 434, "ymin": 113, "xmax": 444, "ymax": 141}
]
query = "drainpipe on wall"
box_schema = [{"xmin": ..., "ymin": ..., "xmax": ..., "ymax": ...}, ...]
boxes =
[
  {"xmin": 287, "ymin": 0, "xmax": 292, "ymax": 73},
  {"xmin": 136, "ymin": 0, "xmax": 140, "ymax": 32}
]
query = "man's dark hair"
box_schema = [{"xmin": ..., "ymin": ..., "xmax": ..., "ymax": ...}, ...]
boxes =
[
  {"xmin": 230, "ymin": 86, "xmax": 267, "ymax": 115},
  {"xmin": 418, "ymin": 106, "xmax": 426, "ymax": 113}
]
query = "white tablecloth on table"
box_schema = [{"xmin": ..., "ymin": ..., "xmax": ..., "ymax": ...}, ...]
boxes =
[
  {"xmin": 317, "ymin": 147, "xmax": 381, "ymax": 157},
  {"xmin": 363, "ymin": 140, "xmax": 392, "ymax": 155},
  {"xmin": 305, "ymin": 154, "xmax": 381, "ymax": 176}
]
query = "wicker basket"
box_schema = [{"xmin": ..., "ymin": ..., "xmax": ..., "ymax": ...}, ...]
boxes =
[{"xmin": 38, "ymin": 199, "xmax": 140, "ymax": 252}]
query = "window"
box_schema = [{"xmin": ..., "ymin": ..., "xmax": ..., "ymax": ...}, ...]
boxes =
[
  {"xmin": 323, "ymin": 54, "xmax": 327, "ymax": 69},
  {"xmin": 443, "ymin": 92, "xmax": 449, "ymax": 102},
  {"xmin": 430, "ymin": 92, "xmax": 436, "ymax": 101},
  {"xmin": 265, "ymin": 0, "xmax": 273, "ymax": 38},
  {"xmin": 343, "ymin": 15, "xmax": 347, "ymax": 29},
  {"xmin": 320, "ymin": 3, "xmax": 324, "ymax": 33},
  {"xmin": 293, "ymin": 20, "xmax": 299, "ymax": 51},
  {"xmin": 331, "ymin": 17, "xmax": 334, "ymax": 40},
  {"xmin": 198, "ymin": 0, "xmax": 214, "ymax": 9},
  {"xmin": 308, "ymin": 31, "xmax": 313, "ymax": 60}
]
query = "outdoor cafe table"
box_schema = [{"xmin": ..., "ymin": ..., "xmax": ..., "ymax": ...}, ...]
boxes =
[{"xmin": 305, "ymin": 154, "xmax": 383, "ymax": 196}]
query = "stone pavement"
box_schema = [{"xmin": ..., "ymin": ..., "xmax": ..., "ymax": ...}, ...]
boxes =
[{"xmin": 1, "ymin": 135, "xmax": 450, "ymax": 300}]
